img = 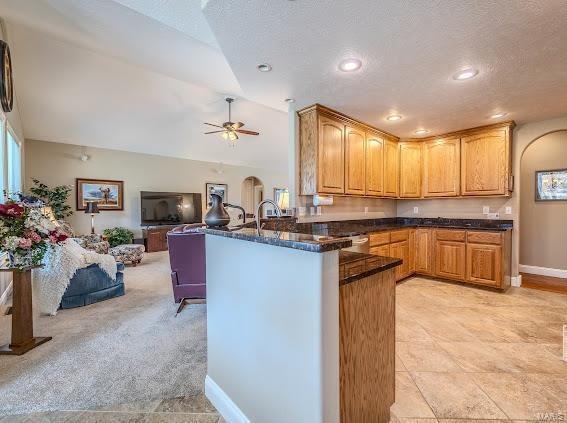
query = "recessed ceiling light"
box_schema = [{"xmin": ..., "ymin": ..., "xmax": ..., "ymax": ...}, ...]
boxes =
[
  {"xmin": 284, "ymin": 98, "xmax": 295, "ymax": 103},
  {"xmin": 453, "ymin": 68, "xmax": 478, "ymax": 80},
  {"xmin": 386, "ymin": 114, "xmax": 402, "ymax": 121},
  {"xmin": 257, "ymin": 63, "xmax": 272, "ymax": 72},
  {"xmin": 338, "ymin": 58, "xmax": 362, "ymax": 72},
  {"xmin": 414, "ymin": 129, "xmax": 430, "ymax": 135},
  {"xmin": 490, "ymin": 112, "xmax": 507, "ymax": 119}
]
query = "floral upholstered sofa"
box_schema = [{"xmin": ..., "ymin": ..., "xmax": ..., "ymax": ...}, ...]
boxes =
[{"xmin": 72, "ymin": 234, "xmax": 110, "ymax": 255}]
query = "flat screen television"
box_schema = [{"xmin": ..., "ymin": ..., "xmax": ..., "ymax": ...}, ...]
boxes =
[{"xmin": 140, "ymin": 191, "xmax": 202, "ymax": 226}]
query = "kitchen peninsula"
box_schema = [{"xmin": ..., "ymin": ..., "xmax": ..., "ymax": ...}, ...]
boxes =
[{"xmin": 201, "ymin": 225, "xmax": 401, "ymax": 423}]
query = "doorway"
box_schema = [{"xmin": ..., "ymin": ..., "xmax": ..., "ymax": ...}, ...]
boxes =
[{"xmin": 241, "ymin": 176, "xmax": 264, "ymax": 217}]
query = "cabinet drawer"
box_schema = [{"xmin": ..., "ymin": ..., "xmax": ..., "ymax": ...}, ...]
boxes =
[
  {"xmin": 370, "ymin": 245, "xmax": 390, "ymax": 257},
  {"xmin": 435, "ymin": 229, "xmax": 466, "ymax": 242},
  {"xmin": 369, "ymin": 231, "xmax": 390, "ymax": 246},
  {"xmin": 467, "ymin": 231, "xmax": 502, "ymax": 245},
  {"xmin": 390, "ymin": 229, "xmax": 409, "ymax": 243}
]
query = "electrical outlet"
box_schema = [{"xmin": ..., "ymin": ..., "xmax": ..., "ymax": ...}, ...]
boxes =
[
  {"xmin": 316, "ymin": 206, "xmax": 322, "ymax": 216},
  {"xmin": 483, "ymin": 206, "xmax": 490, "ymax": 215},
  {"xmin": 413, "ymin": 206, "xmax": 419, "ymax": 214},
  {"xmin": 310, "ymin": 206, "xmax": 315, "ymax": 216},
  {"xmin": 364, "ymin": 206, "xmax": 369, "ymax": 214},
  {"xmin": 487, "ymin": 212, "xmax": 500, "ymax": 219},
  {"xmin": 298, "ymin": 207, "xmax": 306, "ymax": 216},
  {"xmin": 505, "ymin": 206, "xmax": 512, "ymax": 215}
]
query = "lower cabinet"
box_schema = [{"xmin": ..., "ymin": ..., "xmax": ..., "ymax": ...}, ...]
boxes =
[
  {"xmin": 415, "ymin": 228, "xmax": 433, "ymax": 275},
  {"xmin": 390, "ymin": 240, "xmax": 410, "ymax": 281},
  {"xmin": 466, "ymin": 243, "xmax": 502, "ymax": 287},
  {"xmin": 434, "ymin": 240, "xmax": 466, "ymax": 281}
]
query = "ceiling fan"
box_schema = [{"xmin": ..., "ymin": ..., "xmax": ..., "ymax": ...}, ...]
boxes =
[{"xmin": 204, "ymin": 97, "xmax": 259, "ymax": 142}]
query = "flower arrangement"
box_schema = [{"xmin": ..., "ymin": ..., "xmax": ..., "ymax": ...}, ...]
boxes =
[{"xmin": 0, "ymin": 201, "xmax": 69, "ymax": 269}]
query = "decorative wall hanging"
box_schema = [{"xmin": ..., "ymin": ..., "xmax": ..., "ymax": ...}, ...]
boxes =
[
  {"xmin": 0, "ymin": 40, "xmax": 14, "ymax": 112},
  {"xmin": 76, "ymin": 178, "xmax": 124, "ymax": 210},
  {"xmin": 535, "ymin": 169, "xmax": 567, "ymax": 201}
]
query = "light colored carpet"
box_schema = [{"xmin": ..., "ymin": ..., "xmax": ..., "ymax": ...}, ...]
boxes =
[{"xmin": 0, "ymin": 252, "xmax": 207, "ymax": 416}]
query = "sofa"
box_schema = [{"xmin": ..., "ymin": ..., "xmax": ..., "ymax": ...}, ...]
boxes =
[
  {"xmin": 167, "ymin": 225, "xmax": 206, "ymax": 306},
  {"xmin": 60, "ymin": 262, "xmax": 125, "ymax": 309}
]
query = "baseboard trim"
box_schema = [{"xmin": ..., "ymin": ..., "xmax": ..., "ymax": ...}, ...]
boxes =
[
  {"xmin": 205, "ymin": 375, "xmax": 250, "ymax": 423},
  {"xmin": 511, "ymin": 275, "xmax": 522, "ymax": 287},
  {"xmin": 519, "ymin": 265, "xmax": 567, "ymax": 279},
  {"xmin": 0, "ymin": 280, "xmax": 13, "ymax": 308}
]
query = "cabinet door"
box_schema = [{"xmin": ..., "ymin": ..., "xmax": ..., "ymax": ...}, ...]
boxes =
[
  {"xmin": 466, "ymin": 243, "xmax": 502, "ymax": 287},
  {"xmin": 461, "ymin": 128, "xmax": 509, "ymax": 196},
  {"xmin": 390, "ymin": 241, "xmax": 410, "ymax": 281},
  {"xmin": 415, "ymin": 228, "xmax": 433, "ymax": 275},
  {"xmin": 399, "ymin": 142, "xmax": 422, "ymax": 198},
  {"xmin": 318, "ymin": 116, "xmax": 345, "ymax": 194},
  {"xmin": 370, "ymin": 244, "xmax": 390, "ymax": 257},
  {"xmin": 435, "ymin": 240, "xmax": 465, "ymax": 280},
  {"xmin": 365, "ymin": 134, "xmax": 384, "ymax": 196},
  {"xmin": 423, "ymin": 137, "xmax": 460, "ymax": 197},
  {"xmin": 383, "ymin": 140, "xmax": 399, "ymax": 197},
  {"xmin": 345, "ymin": 126, "xmax": 366, "ymax": 195}
]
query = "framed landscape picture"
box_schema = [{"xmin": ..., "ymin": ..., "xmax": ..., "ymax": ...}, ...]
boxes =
[
  {"xmin": 535, "ymin": 169, "xmax": 567, "ymax": 201},
  {"xmin": 206, "ymin": 183, "xmax": 228, "ymax": 204},
  {"xmin": 76, "ymin": 178, "xmax": 124, "ymax": 210}
]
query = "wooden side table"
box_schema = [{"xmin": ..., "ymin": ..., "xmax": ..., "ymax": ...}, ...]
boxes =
[{"xmin": 0, "ymin": 266, "xmax": 51, "ymax": 355}]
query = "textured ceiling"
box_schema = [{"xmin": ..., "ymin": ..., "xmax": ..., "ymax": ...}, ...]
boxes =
[{"xmin": 203, "ymin": 0, "xmax": 567, "ymax": 137}]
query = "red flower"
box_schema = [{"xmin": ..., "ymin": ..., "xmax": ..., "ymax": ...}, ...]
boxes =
[
  {"xmin": 0, "ymin": 203, "xmax": 24, "ymax": 217},
  {"xmin": 24, "ymin": 230, "xmax": 42, "ymax": 244},
  {"xmin": 49, "ymin": 230, "xmax": 68, "ymax": 243}
]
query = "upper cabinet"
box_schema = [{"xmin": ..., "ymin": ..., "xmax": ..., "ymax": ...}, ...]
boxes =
[
  {"xmin": 423, "ymin": 137, "xmax": 460, "ymax": 197},
  {"xmin": 345, "ymin": 126, "xmax": 366, "ymax": 195},
  {"xmin": 461, "ymin": 127, "xmax": 512, "ymax": 196},
  {"xmin": 399, "ymin": 142, "xmax": 422, "ymax": 198},
  {"xmin": 365, "ymin": 133, "xmax": 384, "ymax": 196},
  {"xmin": 298, "ymin": 104, "xmax": 514, "ymax": 199},
  {"xmin": 383, "ymin": 140, "xmax": 399, "ymax": 197}
]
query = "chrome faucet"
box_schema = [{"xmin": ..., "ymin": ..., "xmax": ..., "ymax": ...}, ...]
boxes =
[{"xmin": 255, "ymin": 199, "xmax": 282, "ymax": 232}]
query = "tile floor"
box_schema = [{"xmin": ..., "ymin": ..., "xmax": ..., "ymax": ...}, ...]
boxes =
[
  {"xmin": 392, "ymin": 277, "xmax": 567, "ymax": 422},
  {"xmin": 2, "ymin": 277, "xmax": 566, "ymax": 422}
]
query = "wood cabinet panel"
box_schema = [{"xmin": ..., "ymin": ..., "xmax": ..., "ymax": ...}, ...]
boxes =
[
  {"xmin": 415, "ymin": 228, "xmax": 433, "ymax": 275},
  {"xmin": 467, "ymin": 231, "xmax": 502, "ymax": 245},
  {"xmin": 423, "ymin": 137, "xmax": 460, "ymax": 197},
  {"xmin": 399, "ymin": 142, "xmax": 422, "ymax": 198},
  {"xmin": 318, "ymin": 116, "xmax": 345, "ymax": 194},
  {"xmin": 345, "ymin": 126, "xmax": 366, "ymax": 195},
  {"xmin": 435, "ymin": 229, "xmax": 466, "ymax": 242},
  {"xmin": 466, "ymin": 243, "xmax": 502, "ymax": 287},
  {"xmin": 390, "ymin": 229, "xmax": 409, "ymax": 243},
  {"xmin": 383, "ymin": 140, "xmax": 399, "ymax": 197},
  {"xmin": 370, "ymin": 245, "xmax": 390, "ymax": 257},
  {"xmin": 370, "ymin": 231, "xmax": 390, "ymax": 247},
  {"xmin": 146, "ymin": 227, "xmax": 171, "ymax": 252},
  {"xmin": 365, "ymin": 134, "xmax": 384, "ymax": 196},
  {"xmin": 435, "ymin": 240, "xmax": 466, "ymax": 280},
  {"xmin": 461, "ymin": 128, "xmax": 510, "ymax": 196},
  {"xmin": 390, "ymin": 240, "xmax": 410, "ymax": 281}
]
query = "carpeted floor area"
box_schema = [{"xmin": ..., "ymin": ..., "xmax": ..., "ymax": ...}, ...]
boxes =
[{"xmin": 0, "ymin": 252, "xmax": 208, "ymax": 417}]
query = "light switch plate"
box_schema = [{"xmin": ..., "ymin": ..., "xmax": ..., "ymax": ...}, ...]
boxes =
[
  {"xmin": 505, "ymin": 206, "xmax": 512, "ymax": 215},
  {"xmin": 316, "ymin": 206, "xmax": 322, "ymax": 216},
  {"xmin": 364, "ymin": 206, "xmax": 369, "ymax": 214},
  {"xmin": 483, "ymin": 206, "xmax": 490, "ymax": 214},
  {"xmin": 413, "ymin": 206, "xmax": 419, "ymax": 214}
]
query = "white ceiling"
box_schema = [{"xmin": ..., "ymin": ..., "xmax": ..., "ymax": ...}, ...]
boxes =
[
  {"xmin": 203, "ymin": 0, "xmax": 567, "ymax": 137},
  {"xmin": 0, "ymin": 0, "xmax": 289, "ymax": 171}
]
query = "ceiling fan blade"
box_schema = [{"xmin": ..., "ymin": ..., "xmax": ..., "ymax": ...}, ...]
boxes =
[
  {"xmin": 204, "ymin": 122, "xmax": 224, "ymax": 128},
  {"xmin": 235, "ymin": 129, "xmax": 259, "ymax": 135},
  {"xmin": 231, "ymin": 122, "xmax": 244, "ymax": 129},
  {"xmin": 204, "ymin": 130, "xmax": 225, "ymax": 134}
]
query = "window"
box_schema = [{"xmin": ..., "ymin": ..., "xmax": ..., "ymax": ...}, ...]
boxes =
[{"xmin": 7, "ymin": 127, "xmax": 21, "ymax": 196}]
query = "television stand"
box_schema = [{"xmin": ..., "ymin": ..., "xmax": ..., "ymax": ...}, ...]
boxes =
[{"xmin": 142, "ymin": 225, "xmax": 178, "ymax": 252}]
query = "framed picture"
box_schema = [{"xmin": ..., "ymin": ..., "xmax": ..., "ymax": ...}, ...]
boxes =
[
  {"xmin": 76, "ymin": 178, "xmax": 124, "ymax": 210},
  {"xmin": 535, "ymin": 169, "xmax": 567, "ymax": 201},
  {"xmin": 206, "ymin": 183, "xmax": 228, "ymax": 204}
]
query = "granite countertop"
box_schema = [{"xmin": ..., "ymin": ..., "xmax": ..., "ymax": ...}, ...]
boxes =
[
  {"xmin": 339, "ymin": 251, "xmax": 402, "ymax": 285},
  {"xmin": 200, "ymin": 226, "xmax": 352, "ymax": 252}
]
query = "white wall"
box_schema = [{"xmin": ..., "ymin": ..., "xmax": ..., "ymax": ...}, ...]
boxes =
[{"xmin": 24, "ymin": 139, "xmax": 288, "ymax": 237}]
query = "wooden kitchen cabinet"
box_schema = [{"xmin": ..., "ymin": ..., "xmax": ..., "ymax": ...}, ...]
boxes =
[
  {"xmin": 415, "ymin": 228, "xmax": 433, "ymax": 275},
  {"xmin": 383, "ymin": 140, "xmax": 399, "ymax": 197},
  {"xmin": 434, "ymin": 238, "xmax": 466, "ymax": 281},
  {"xmin": 461, "ymin": 126, "xmax": 512, "ymax": 196},
  {"xmin": 345, "ymin": 126, "xmax": 366, "ymax": 195},
  {"xmin": 390, "ymin": 240, "xmax": 410, "ymax": 281},
  {"xmin": 370, "ymin": 245, "xmax": 390, "ymax": 257},
  {"xmin": 423, "ymin": 137, "xmax": 460, "ymax": 197},
  {"xmin": 317, "ymin": 116, "xmax": 345, "ymax": 194},
  {"xmin": 466, "ymin": 243, "xmax": 502, "ymax": 287},
  {"xmin": 399, "ymin": 142, "xmax": 422, "ymax": 198},
  {"xmin": 365, "ymin": 133, "xmax": 384, "ymax": 196}
]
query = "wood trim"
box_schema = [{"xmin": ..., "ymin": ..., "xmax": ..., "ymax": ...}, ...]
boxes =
[{"xmin": 402, "ymin": 120, "xmax": 516, "ymax": 143}]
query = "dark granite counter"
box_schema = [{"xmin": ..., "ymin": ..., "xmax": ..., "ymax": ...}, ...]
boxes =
[
  {"xmin": 200, "ymin": 226, "xmax": 351, "ymax": 252},
  {"xmin": 339, "ymin": 251, "xmax": 402, "ymax": 285}
]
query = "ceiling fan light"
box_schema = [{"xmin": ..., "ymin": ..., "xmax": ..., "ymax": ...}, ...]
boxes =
[{"xmin": 221, "ymin": 131, "xmax": 229, "ymax": 140}]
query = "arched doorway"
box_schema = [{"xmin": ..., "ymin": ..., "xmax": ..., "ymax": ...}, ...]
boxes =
[
  {"xmin": 241, "ymin": 176, "xmax": 264, "ymax": 216},
  {"xmin": 519, "ymin": 130, "xmax": 567, "ymax": 290}
]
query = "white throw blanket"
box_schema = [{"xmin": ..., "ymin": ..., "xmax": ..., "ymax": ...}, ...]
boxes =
[{"xmin": 33, "ymin": 239, "xmax": 117, "ymax": 315}]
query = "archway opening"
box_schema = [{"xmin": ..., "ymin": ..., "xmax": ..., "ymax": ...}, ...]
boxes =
[{"xmin": 241, "ymin": 176, "xmax": 264, "ymax": 216}]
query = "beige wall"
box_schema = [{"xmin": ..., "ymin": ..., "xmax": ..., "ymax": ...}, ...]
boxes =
[
  {"xmin": 519, "ymin": 131, "xmax": 567, "ymax": 270},
  {"xmin": 297, "ymin": 196, "xmax": 397, "ymax": 222},
  {"xmin": 24, "ymin": 139, "xmax": 288, "ymax": 237},
  {"xmin": 397, "ymin": 197, "xmax": 512, "ymax": 219}
]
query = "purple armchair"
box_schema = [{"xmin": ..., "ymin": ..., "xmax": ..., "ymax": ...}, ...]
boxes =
[{"xmin": 167, "ymin": 225, "xmax": 206, "ymax": 312}]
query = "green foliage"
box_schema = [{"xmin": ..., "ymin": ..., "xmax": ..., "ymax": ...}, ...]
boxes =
[
  {"xmin": 29, "ymin": 179, "xmax": 73, "ymax": 220},
  {"xmin": 103, "ymin": 227, "xmax": 134, "ymax": 248}
]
